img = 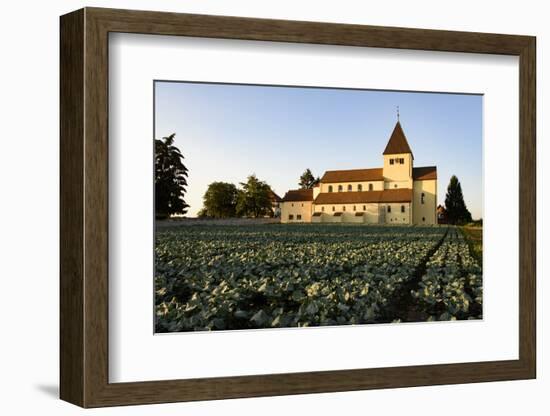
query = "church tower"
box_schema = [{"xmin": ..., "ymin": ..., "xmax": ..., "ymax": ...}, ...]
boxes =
[{"xmin": 382, "ymin": 120, "xmax": 414, "ymax": 189}]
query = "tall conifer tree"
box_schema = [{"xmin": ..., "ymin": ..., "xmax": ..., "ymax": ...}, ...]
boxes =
[
  {"xmin": 154, "ymin": 133, "xmax": 189, "ymax": 219},
  {"xmin": 444, "ymin": 175, "xmax": 472, "ymax": 224}
]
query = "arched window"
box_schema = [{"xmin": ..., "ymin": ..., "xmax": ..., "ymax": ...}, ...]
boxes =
[
  {"xmin": 332, "ymin": 206, "xmax": 335, "ymax": 212},
  {"xmin": 338, "ymin": 185, "xmax": 343, "ymax": 192},
  {"xmin": 401, "ymin": 205, "xmax": 405, "ymax": 213},
  {"xmin": 358, "ymin": 184, "xmax": 363, "ymax": 191},
  {"xmin": 343, "ymin": 206, "xmax": 346, "ymax": 211},
  {"xmin": 321, "ymin": 206, "xmax": 325, "ymax": 212},
  {"xmin": 421, "ymin": 193, "xmax": 425, "ymax": 204},
  {"xmin": 363, "ymin": 205, "xmax": 366, "ymax": 211},
  {"xmin": 368, "ymin": 184, "xmax": 373, "ymax": 191},
  {"xmin": 347, "ymin": 184, "xmax": 352, "ymax": 191},
  {"xmin": 328, "ymin": 185, "xmax": 333, "ymax": 193},
  {"xmin": 353, "ymin": 205, "xmax": 356, "ymax": 211},
  {"xmin": 387, "ymin": 205, "xmax": 391, "ymax": 213}
]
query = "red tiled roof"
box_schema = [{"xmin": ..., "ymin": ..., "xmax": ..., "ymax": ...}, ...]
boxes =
[
  {"xmin": 320, "ymin": 168, "xmax": 384, "ymax": 183},
  {"xmin": 383, "ymin": 121, "xmax": 413, "ymax": 156},
  {"xmin": 282, "ymin": 188, "xmax": 314, "ymax": 202},
  {"xmin": 413, "ymin": 166, "xmax": 437, "ymax": 180},
  {"xmin": 314, "ymin": 188, "xmax": 412, "ymax": 204}
]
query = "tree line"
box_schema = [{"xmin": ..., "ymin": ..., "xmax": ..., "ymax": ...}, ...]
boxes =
[
  {"xmin": 154, "ymin": 132, "xmax": 322, "ymax": 219},
  {"xmin": 199, "ymin": 168, "xmax": 322, "ymax": 218},
  {"xmin": 199, "ymin": 175, "xmax": 274, "ymax": 218}
]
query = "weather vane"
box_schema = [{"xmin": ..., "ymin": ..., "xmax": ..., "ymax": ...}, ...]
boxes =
[{"xmin": 397, "ymin": 105, "xmax": 400, "ymax": 121}]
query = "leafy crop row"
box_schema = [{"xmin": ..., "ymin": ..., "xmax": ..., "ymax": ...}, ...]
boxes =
[
  {"xmin": 411, "ymin": 228, "xmax": 483, "ymax": 321},
  {"xmin": 155, "ymin": 224, "xmax": 448, "ymax": 332}
]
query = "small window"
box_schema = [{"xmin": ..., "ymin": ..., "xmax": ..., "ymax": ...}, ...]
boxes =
[
  {"xmin": 328, "ymin": 185, "xmax": 333, "ymax": 193},
  {"xmin": 301, "ymin": 203, "xmax": 304, "ymax": 207},
  {"xmin": 368, "ymin": 184, "xmax": 373, "ymax": 191},
  {"xmin": 353, "ymin": 205, "xmax": 356, "ymax": 211},
  {"xmin": 421, "ymin": 193, "xmax": 425, "ymax": 204},
  {"xmin": 343, "ymin": 206, "xmax": 346, "ymax": 211},
  {"xmin": 347, "ymin": 184, "xmax": 352, "ymax": 191},
  {"xmin": 394, "ymin": 184, "xmax": 398, "ymax": 188},
  {"xmin": 389, "ymin": 159, "xmax": 394, "ymax": 165},
  {"xmin": 358, "ymin": 184, "xmax": 363, "ymax": 191},
  {"xmin": 291, "ymin": 203, "xmax": 294, "ymax": 207},
  {"xmin": 387, "ymin": 205, "xmax": 391, "ymax": 213},
  {"xmin": 422, "ymin": 216, "xmax": 426, "ymax": 222},
  {"xmin": 321, "ymin": 206, "xmax": 325, "ymax": 212},
  {"xmin": 332, "ymin": 206, "xmax": 335, "ymax": 212},
  {"xmin": 363, "ymin": 205, "xmax": 366, "ymax": 211},
  {"xmin": 288, "ymin": 214, "xmax": 294, "ymax": 220},
  {"xmin": 399, "ymin": 158, "xmax": 405, "ymax": 164},
  {"xmin": 401, "ymin": 205, "xmax": 405, "ymax": 213},
  {"xmin": 297, "ymin": 214, "xmax": 302, "ymax": 220},
  {"xmin": 338, "ymin": 185, "xmax": 343, "ymax": 192}
]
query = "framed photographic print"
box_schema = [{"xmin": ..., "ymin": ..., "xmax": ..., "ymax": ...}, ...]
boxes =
[{"xmin": 60, "ymin": 7, "xmax": 536, "ymax": 408}]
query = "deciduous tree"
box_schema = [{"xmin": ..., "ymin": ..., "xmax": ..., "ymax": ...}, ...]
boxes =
[
  {"xmin": 236, "ymin": 175, "xmax": 273, "ymax": 218},
  {"xmin": 202, "ymin": 182, "xmax": 238, "ymax": 218}
]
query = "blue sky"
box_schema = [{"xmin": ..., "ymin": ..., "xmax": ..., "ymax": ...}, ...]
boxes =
[{"xmin": 155, "ymin": 81, "xmax": 483, "ymax": 219}]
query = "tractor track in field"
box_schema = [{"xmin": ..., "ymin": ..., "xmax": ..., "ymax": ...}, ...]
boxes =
[{"xmin": 383, "ymin": 227, "xmax": 450, "ymax": 323}]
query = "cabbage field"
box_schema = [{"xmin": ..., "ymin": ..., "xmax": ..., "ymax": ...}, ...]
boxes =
[{"xmin": 155, "ymin": 224, "xmax": 482, "ymax": 332}]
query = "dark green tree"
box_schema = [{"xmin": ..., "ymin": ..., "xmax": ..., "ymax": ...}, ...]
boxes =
[
  {"xmin": 444, "ymin": 175, "xmax": 472, "ymax": 224},
  {"xmin": 299, "ymin": 168, "xmax": 320, "ymax": 189},
  {"xmin": 154, "ymin": 133, "xmax": 189, "ymax": 219},
  {"xmin": 236, "ymin": 174, "xmax": 273, "ymax": 218},
  {"xmin": 196, "ymin": 208, "xmax": 208, "ymax": 218},
  {"xmin": 201, "ymin": 182, "xmax": 238, "ymax": 218}
]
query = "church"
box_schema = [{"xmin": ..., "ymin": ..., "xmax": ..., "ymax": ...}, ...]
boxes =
[{"xmin": 280, "ymin": 121, "xmax": 437, "ymax": 225}]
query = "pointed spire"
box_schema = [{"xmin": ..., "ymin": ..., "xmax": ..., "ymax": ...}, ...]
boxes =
[{"xmin": 383, "ymin": 120, "xmax": 413, "ymax": 157}]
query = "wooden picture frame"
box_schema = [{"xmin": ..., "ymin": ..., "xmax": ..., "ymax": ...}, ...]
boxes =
[{"xmin": 60, "ymin": 7, "xmax": 536, "ymax": 408}]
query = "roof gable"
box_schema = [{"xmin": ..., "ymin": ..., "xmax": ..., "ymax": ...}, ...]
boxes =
[
  {"xmin": 412, "ymin": 166, "xmax": 437, "ymax": 180},
  {"xmin": 320, "ymin": 168, "xmax": 384, "ymax": 183},
  {"xmin": 314, "ymin": 188, "xmax": 413, "ymax": 204},
  {"xmin": 282, "ymin": 188, "xmax": 314, "ymax": 202},
  {"xmin": 383, "ymin": 121, "xmax": 413, "ymax": 156}
]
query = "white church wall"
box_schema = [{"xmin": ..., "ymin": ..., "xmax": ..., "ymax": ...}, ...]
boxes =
[
  {"xmin": 319, "ymin": 181, "xmax": 384, "ymax": 194},
  {"xmin": 413, "ymin": 180, "xmax": 437, "ymax": 225}
]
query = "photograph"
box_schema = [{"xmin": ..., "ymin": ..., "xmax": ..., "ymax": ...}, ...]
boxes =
[{"xmin": 153, "ymin": 81, "xmax": 483, "ymax": 333}]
